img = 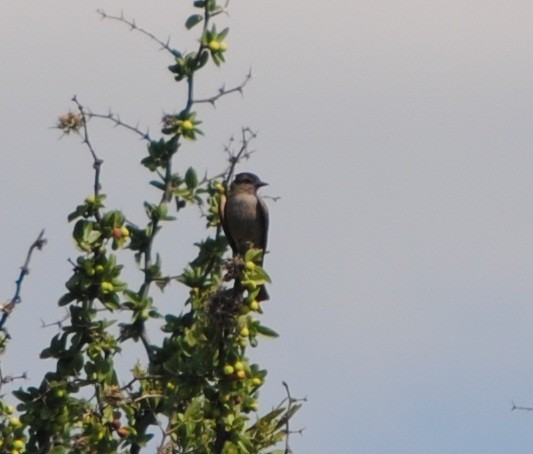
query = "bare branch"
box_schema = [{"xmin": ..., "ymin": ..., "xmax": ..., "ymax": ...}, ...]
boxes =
[
  {"xmin": 193, "ymin": 70, "xmax": 253, "ymax": 106},
  {"xmin": 0, "ymin": 230, "xmax": 47, "ymax": 330},
  {"xmin": 71, "ymin": 96, "xmax": 104, "ymax": 222},
  {"xmin": 97, "ymin": 9, "xmax": 175, "ymax": 55},
  {"xmin": 512, "ymin": 400, "xmax": 533, "ymax": 411},
  {"xmin": 88, "ymin": 111, "xmax": 152, "ymax": 142}
]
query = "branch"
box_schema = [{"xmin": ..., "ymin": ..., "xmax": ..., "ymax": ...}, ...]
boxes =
[
  {"xmin": 193, "ymin": 70, "xmax": 252, "ymax": 106},
  {"xmin": 0, "ymin": 230, "xmax": 47, "ymax": 330},
  {"xmin": 71, "ymin": 96, "xmax": 104, "ymax": 222},
  {"xmin": 0, "ymin": 367, "xmax": 28, "ymax": 394},
  {"xmin": 87, "ymin": 111, "xmax": 152, "ymax": 142},
  {"xmin": 281, "ymin": 381, "xmax": 306, "ymax": 453},
  {"xmin": 97, "ymin": 10, "xmax": 175, "ymax": 56},
  {"xmin": 511, "ymin": 401, "xmax": 533, "ymax": 411},
  {"xmin": 224, "ymin": 127, "xmax": 258, "ymax": 186},
  {"xmin": 40, "ymin": 311, "xmax": 71, "ymax": 330},
  {"xmin": 282, "ymin": 381, "xmax": 293, "ymax": 454}
]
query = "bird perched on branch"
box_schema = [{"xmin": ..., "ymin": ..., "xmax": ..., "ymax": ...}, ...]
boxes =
[{"xmin": 219, "ymin": 172, "xmax": 269, "ymax": 301}]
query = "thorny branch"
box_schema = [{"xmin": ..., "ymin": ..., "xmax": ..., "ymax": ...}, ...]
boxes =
[
  {"xmin": 0, "ymin": 370, "xmax": 28, "ymax": 394},
  {"xmin": 97, "ymin": 9, "xmax": 175, "ymax": 55},
  {"xmin": 88, "ymin": 111, "xmax": 152, "ymax": 142},
  {"xmin": 193, "ymin": 70, "xmax": 253, "ymax": 106},
  {"xmin": 223, "ymin": 127, "xmax": 257, "ymax": 187},
  {"xmin": 71, "ymin": 96, "xmax": 104, "ymax": 222},
  {"xmin": 511, "ymin": 401, "xmax": 533, "ymax": 411},
  {"xmin": 281, "ymin": 381, "xmax": 306, "ymax": 454},
  {"xmin": 0, "ymin": 230, "xmax": 47, "ymax": 331}
]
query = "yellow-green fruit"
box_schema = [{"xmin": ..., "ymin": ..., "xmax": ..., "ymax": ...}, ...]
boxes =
[
  {"xmin": 9, "ymin": 416, "xmax": 22, "ymax": 427},
  {"xmin": 249, "ymin": 301, "xmax": 259, "ymax": 311},
  {"xmin": 208, "ymin": 40, "xmax": 220, "ymax": 51},
  {"xmin": 244, "ymin": 261, "xmax": 255, "ymax": 272},
  {"xmin": 247, "ymin": 401, "xmax": 259, "ymax": 411},
  {"xmin": 218, "ymin": 41, "xmax": 228, "ymax": 51},
  {"xmin": 13, "ymin": 439, "xmax": 25, "ymax": 450},
  {"xmin": 85, "ymin": 195, "xmax": 96, "ymax": 204},
  {"xmin": 95, "ymin": 265, "xmax": 104, "ymax": 274},
  {"xmin": 240, "ymin": 327, "xmax": 250, "ymax": 337},
  {"xmin": 252, "ymin": 377, "xmax": 262, "ymax": 386},
  {"xmin": 236, "ymin": 370, "xmax": 246, "ymax": 379},
  {"xmin": 120, "ymin": 226, "xmax": 130, "ymax": 238},
  {"xmin": 6, "ymin": 405, "xmax": 14, "ymax": 415},
  {"xmin": 55, "ymin": 389, "xmax": 66, "ymax": 398},
  {"xmin": 181, "ymin": 120, "xmax": 194, "ymax": 131},
  {"xmin": 100, "ymin": 281, "xmax": 114, "ymax": 293},
  {"xmin": 223, "ymin": 365, "xmax": 234, "ymax": 375},
  {"xmin": 166, "ymin": 382, "xmax": 175, "ymax": 390},
  {"xmin": 234, "ymin": 361, "xmax": 245, "ymax": 371},
  {"xmin": 242, "ymin": 279, "xmax": 257, "ymax": 290}
]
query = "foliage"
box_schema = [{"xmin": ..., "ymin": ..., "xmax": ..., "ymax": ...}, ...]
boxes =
[{"xmin": 0, "ymin": 1, "xmax": 302, "ymax": 453}]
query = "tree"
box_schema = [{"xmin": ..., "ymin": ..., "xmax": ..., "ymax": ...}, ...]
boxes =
[{"xmin": 0, "ymin": 2, "xmax": 302, "ymax": 452}]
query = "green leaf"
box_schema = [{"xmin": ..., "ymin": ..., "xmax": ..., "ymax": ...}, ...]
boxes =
[
  {"xmin": 185, "ymin": 167, "xmax": 198, "ymax": 190},
  {"xmin": 198, "ymin": 50, "xmax": 209, "ymax": 69},
  {"xmin": 256, "ymin": 325, "xmax": 279, "ymax": 338},
  {"xmin": 58, "ymin": 293, "xmax": 75, "ymax": 307},
  {"xmin": 150, "ymin": 180, "xmax": 166, "ymax": 190},
  {"xmin": 218, "ymin": 27, "xmax": 230, "ymax": 40},
  {"xmin": 185, "ymin": 14, "xmax": 203, "ymax": 29}
]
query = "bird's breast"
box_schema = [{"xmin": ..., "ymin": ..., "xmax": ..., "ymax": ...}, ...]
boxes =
[{"xmin": 225, "ymin": 193, "xmax": 263, "ymax": 254}]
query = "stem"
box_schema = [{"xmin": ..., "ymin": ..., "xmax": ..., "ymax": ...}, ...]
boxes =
[{"xmin": 0, "ymin": 230, "xmax": 46, "ymax": 330}]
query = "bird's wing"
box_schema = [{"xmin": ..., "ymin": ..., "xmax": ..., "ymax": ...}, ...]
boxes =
[
  {"xmin": 218, "ymin": 192, "xmax": 238, "ymax": 254},
  {"xmin": 257, "ymin": 197, "xmax": 269, "ymax": 257}
]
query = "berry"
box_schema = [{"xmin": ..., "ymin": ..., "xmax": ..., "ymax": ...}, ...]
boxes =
[
  {"xmin": 181, "ymin": 120, "xmax": 194, "ymax": 131},
  {"xmin": 100, "ymin": 281, "xmax": 114, "ymax": 293},
  {"xmin": 208, "ymin": 40, "xmax": 220, "ymax": 51}
]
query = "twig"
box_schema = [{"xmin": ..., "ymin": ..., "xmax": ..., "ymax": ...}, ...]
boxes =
[
  {"xmin": 88, "ymin": 111, "xmax": 152, "ymax": 142},
  {"xmin": 0, "ymin": 367, "xmax": 28, "ymax": 393},
  {"xmin": 512, "ymin": 401, "xmax": 533, "ymax": 411},
  {"xmin": 71, "ymin": 96, "xmax": 104, "ymax": 222},
  {"xmin": 282, "ymin": 381, "xmax": 293, "ymax": 454},
  {"xmin": 41, "ymin": 311, "xmax": 71, "ymax": 330},
  {"xmin": 97, "ymin": 10, "xmax": 175, "ymax": 56},
  {"xmin": 224, "ymin": 127, "xmax": 257, "ymax": 186},
  {"xmin": 193, "ymin": 70, "xmax": 253, "ymax": 106},
  {"xmin": 0, "ymin": 230, "xmax": 47, "ymax": 330}
]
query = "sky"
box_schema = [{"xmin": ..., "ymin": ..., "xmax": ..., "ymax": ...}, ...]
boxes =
[{"xmin": 2, "ymin": 1, "xmax": 533, "ymax": 452}]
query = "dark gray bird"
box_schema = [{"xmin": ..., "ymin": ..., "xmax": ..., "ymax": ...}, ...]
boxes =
[{"xmin": 219, "ymin": 172, "xmax": 269, "ymax": 301}]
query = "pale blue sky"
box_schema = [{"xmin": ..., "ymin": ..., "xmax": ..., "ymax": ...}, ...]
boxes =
[{"xmin": 3, "ymin": 1, "xmax": 533, "ymax": 452}]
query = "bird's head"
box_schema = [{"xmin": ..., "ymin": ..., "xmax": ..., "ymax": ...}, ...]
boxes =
[{"xmin": 232, "ymin": 172, "xmax": 268, "ymax": 193}]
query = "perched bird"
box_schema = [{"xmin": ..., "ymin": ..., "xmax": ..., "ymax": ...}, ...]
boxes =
[{"xmin": 219, "ymin": 172, "xmax": 270, "ymax": 301}]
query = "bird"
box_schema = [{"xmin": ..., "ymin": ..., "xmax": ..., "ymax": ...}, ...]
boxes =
[{"xmin": 219, "ymin": 172, "xmax": 270, "ymax": 301}]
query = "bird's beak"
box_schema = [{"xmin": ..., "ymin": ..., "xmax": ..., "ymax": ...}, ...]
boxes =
[{"xmin": 256, "ymin": 181, "xmax": 268, "ymax": 188}]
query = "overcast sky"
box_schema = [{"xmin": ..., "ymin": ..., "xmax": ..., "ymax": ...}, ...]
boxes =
[{"xmin": 3, "ymin": 1, "xmax": 533, "ymax": 452}]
